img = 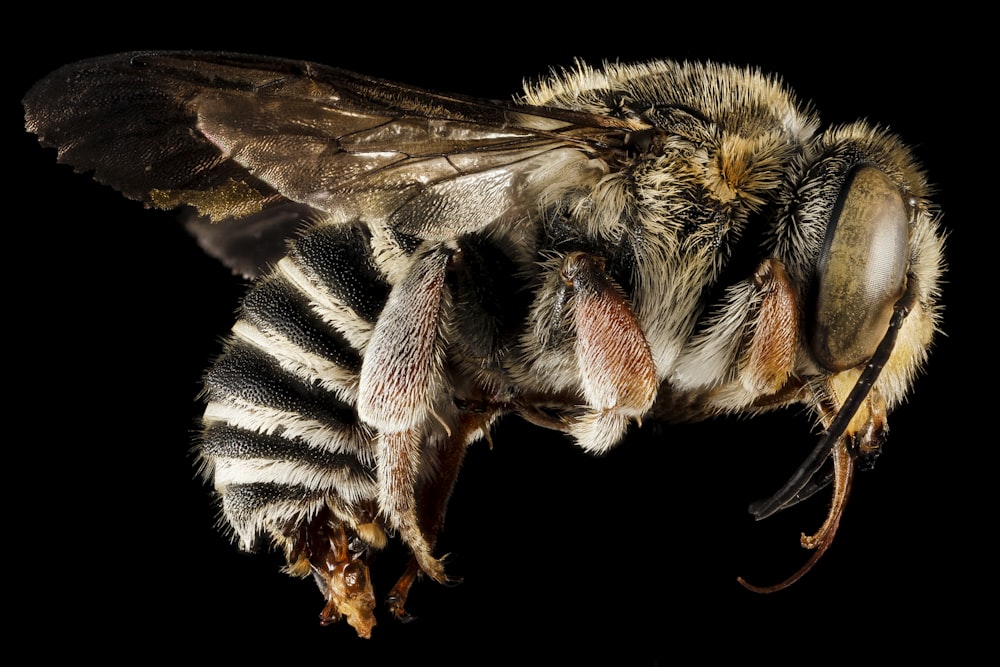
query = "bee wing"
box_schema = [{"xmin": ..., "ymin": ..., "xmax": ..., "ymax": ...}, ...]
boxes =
[{"xmin": 24, "ymin": 51, "xmax": 629, "ymax": 262}]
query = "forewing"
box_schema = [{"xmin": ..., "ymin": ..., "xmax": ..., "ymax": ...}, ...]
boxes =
[
  {"xmin": 25, "ymin": 53, "xmax": 282, "ymax": 219},
  {"xmin": 24, "ymin": 51, "xmax": 624, "ymax": 245}
]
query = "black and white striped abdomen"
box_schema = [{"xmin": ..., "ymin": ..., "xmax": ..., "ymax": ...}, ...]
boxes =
[{"xmin": 198, "ymin": 222, "xmax": 392, "ymax": 552}]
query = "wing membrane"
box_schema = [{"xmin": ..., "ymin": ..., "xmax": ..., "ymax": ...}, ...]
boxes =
[{"xmin": 24, "ymin": 51, "xmax": 625, "ymax": 238}]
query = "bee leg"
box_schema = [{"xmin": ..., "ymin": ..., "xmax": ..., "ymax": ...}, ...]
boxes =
[
  {"xmin": 386, "ymin": 410, "xmax": 493, "ymax": 621},
  {"xmin": 561, "ymin": 251, "xmax": 657, "ymax": 453},
  {"xmin": 386, "ymin": 559, "xmax": 422, "ymax": 623},
  {"xmin": 358, "ymin": 245, "xmax": 451, "ymax": 584},
  {"xmin": 283, "ymin": 507, "xmax": 379, "ymax": 638},
  {"xmin": 386, "ymin": 443, "xmax": 465, "ymax": 623},
  {"xmin": 740, "ymin": 259, "xmax": 798, "ymax": 394}
]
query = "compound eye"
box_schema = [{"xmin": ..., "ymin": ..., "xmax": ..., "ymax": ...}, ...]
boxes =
[{"xmin": 810, "ymin": 166, "xmax": 910, "ymax": 372}]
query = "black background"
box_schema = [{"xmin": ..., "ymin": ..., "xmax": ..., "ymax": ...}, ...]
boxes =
[{"xmin": 13, "ymin": 9, "xmax": 986, "ymax": 663}]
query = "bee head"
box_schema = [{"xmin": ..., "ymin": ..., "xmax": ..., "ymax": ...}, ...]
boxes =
[
  {"xmin": 739, "ymin": 123, "xmax": 946, "ymax": 592},
  {"xmin": 773, "ymin": 122, "xmax": 945, "ymax": 412}
]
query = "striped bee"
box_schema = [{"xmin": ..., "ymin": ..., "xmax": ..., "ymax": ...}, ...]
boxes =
[{"xmin": 24, "ymin": 52, "xmax": 945, "ymax": 637}]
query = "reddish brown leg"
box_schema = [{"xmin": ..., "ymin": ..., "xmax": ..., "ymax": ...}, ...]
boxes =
[{"xmin": 386, "ymin": 411, "xmax": 488, "ymax": 621}]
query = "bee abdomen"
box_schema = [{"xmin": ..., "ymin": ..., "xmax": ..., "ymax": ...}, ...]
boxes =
[
  {"xmin": 202, "ymin": 422, "xmax": 376, "ymax": 547},
  {"xmin": 204, "ymin": 342, "xmax": 356, "ymax": 429},
  {"xmin": 201, "ymin": 423, "xmax": 372, "ymax": 475},
  {"xmin": 212, "ymin": 482, "xmax": 368, "ymax": 556},
  {"xmin": 241, "ymin": 277, "xmax": 363, "ymax": 375},
  {"xmin": 290, "ymin": 223, "xmax": 391, "ymax": 324},
  {"xmin": 199, "ymin": 221, "xmax": 392, "ymax": 550}
]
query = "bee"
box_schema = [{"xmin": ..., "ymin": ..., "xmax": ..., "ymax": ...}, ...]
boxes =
[{"xmin": 23, "ymin": 52, "xmax": 945, "ymax": 637}]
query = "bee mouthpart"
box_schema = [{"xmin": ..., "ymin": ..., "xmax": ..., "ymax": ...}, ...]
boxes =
[
  {"xmin": 747, "ymin": 438, "xmax": 834, "ymax": 520},
  {"xmin": 749, "ymin": 278, "xmax": 917, "ymax": 520},
  {"xmin": 738, "ymin": 439, "xmax": 855, "ymax": 593},
  {"xmin": 739, "ymin": 281, "xmax": 918, "ymax": 592}
]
